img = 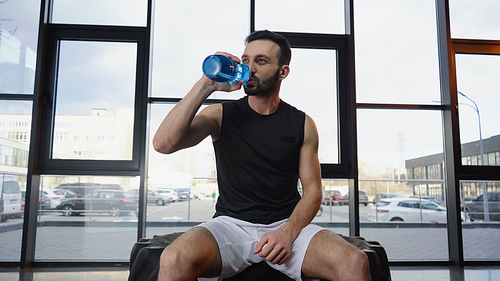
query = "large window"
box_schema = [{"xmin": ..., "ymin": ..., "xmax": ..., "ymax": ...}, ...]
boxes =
[
  {"xmin": 255, "ymin": 0, "xmax": 345, "ymax": 34},
  {"xmin": 354, "ymin": 0, "xmax": 440, "ymax": 105},
  {"xmin": 52, "ymin": 41, "xmax": 137, "ymax": 161},
  {"xmin": 2, "ymin": 0, "xmax": 500, "ymax": 267},
  {"xmin": 455, "ymin": 54, "xmax": 500, "ymax": 166},
  {"xmin": 51, "ymin": 0, "xmax": 148, "ymax": 26},
  {"xmin": 0, "ymin": 0, "xmax": 40, "ymax": 95},
  {"xmin": 354, "ymin": 0, "xmax": 447, "ymax": 261},
  {"xmin": 0, "ymin": 104, "xmax": 30, "ymax": 261},
  {"xmin": 0, "ymin": 0, "xmax": 39, "ymax": 263},
  {"xmin": 35, "ymin": 175, "xmax": 139, "ymax": 260},
  {"xmin": 357, "ymin": 109, "xmax": 447, "ymax": 261},
  {"xmin": 449, "ymin": 1, "xmax": 500, "ymax": 40},
  {"xmin": 150, "ymin": 0, "xmax": 249, "ymax": 99}
]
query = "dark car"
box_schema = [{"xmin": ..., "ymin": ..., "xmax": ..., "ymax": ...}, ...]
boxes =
[
  {"xmin": 56, "ymin": 190, "xmax": 138, "ymax": 217},
  {"xmin": 57, "ymin": 189, "xmax": 81, "ymax": 199},
  {"xmin": 462, "ymin": 191, "xmax": 500, "ymax": 221},
  {"xmin": 342, "ymin": 191, "xmax": 369, "ymax": 206},
  {"xmin": 374, "ymin": 193, "xmax": 405, "ymax": 203},
  {"xmin": 55, "ymin": 183, "xmax": 103, "ymax": 197},
  {"xmin": 21, "ymin": 190, "xmax": 51, "ymax": 210},
  {"xmin": 175, "ymin": 188, "xmax": 190, "ymax": 200},
  {"xmin": 322, "ymin": 190, "xmax": 343, "ymax": 206}
]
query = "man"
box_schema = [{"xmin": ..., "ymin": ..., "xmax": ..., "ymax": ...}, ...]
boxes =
[{"xmin": 153, "ymin": 30, "xmax": 370, "ymax": 281}]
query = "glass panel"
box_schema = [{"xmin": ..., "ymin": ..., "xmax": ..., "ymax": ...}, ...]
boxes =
[
  {"xmin": 460, "ymin": 180, "xmax": 500, "ymax": 261},
  {"xmin": 52, "ymin": 41, "xmax": 136, "ymax": 160},
  {"xmin": 450, "ymin": 0, "xmax": 500, "ymax": 40},
  {"xmin": 147, "ymin": 104, "xmax": 216, "ymax": 237},
  {"xmin": 354, "ymin": 0, "xmax": 441, "ymax": 104},
  {"xmin": 314, "ymin": 179, "xmax": 349, "ymax": 236},
  {"xmin": 358, "ymin": 109, "xmax": 448, "ymax": 261},
  {"xmin": 0, "ymin": 101, "xmax": 31, "ymax": 261},
  {"xmin": 51, "ymin": 0, "xmax": 147, "ymax": 26},
  {"xmin": 281, "ymin": 49, "xmax": 338, "ymax": 163},
  {"xmin": 35, "ymin": 175, "xmax": 139, "ymax": 260},
  {"xmin": 255, "ymin": 0, "xmax": 345, "ymax": 34},
  {"xmin": 0, "ymin": 0, "xmax": 41, "ymax": 95},
  {"xmin": 151, "ymin": 0, "xmax": 249, "ymax": 99},
  {"xmin": 391, "ymin": 269, "xmax": 450, "ymax": 280},
  {"xmin": 455, "ymin": 54, "xmax": 500, "ymax": 166}
]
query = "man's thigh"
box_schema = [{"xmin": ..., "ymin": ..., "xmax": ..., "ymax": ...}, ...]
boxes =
[
  {"xmin": 301, "ymin": 230, "xmax": 367, "ymax": 280},
  {"xmin": 163, "ymin": 226, "xmax": 222, "ymax": 278}
]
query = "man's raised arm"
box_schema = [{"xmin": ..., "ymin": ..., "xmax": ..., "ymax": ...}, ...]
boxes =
[{"xmin": 153, "ymin": 53, "xmax": 243, "ymax": 154}]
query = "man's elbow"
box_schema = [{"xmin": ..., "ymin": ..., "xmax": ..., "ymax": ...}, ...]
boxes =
[{"xmin": 152, "ymin": 137, "xmax": 175, "ymax": 154}]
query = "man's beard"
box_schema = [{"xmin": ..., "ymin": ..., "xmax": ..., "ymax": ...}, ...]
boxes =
[{"xmin": 244, "ymin": 67, "xmax": 281, "ymax": 97}]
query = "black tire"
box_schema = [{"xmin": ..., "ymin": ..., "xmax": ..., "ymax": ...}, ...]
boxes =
[
  {"xmin": 61, "ymin": 205, "xmax": 74, "ymax": 216},
  {"xmin": 156, "ymin": 199, "xmax": 164, "ymax": 206},
  {"xmin": 390, "ymin": 217, "xmax": 404, "ymax": 222}
]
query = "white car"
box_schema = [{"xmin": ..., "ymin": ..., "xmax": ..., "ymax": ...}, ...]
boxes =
[
  {"xmin": 41, "ymin": 189, "xmax": 65, "ymax": 209},
  {"xmin": 155, "ymin": 189, "xmax": 178, "ymax": 204},
  {"xmin": 369, "ymin": 198, "xmax": 447, "ymax": 223}
]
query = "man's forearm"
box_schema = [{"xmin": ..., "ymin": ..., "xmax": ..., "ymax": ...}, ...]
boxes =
[{"xmin": 282, "ymin": 187, "xmax": 322, "ymax": 241}]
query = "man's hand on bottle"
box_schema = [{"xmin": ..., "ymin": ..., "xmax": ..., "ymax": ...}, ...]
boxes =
[{"xmin": 201, "ymin": 51, "xmax": 244, "ymax": 93}]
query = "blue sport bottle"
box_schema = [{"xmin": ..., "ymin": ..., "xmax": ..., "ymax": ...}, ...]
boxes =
[{"xmin": 202, "ymin": 54, "xmax": 250, "ymax": 85}]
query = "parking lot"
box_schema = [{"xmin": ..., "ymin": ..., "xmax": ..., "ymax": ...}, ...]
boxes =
[{"xmin": 1, "ymin": 199, "xmax": 499, "ymax": 262}]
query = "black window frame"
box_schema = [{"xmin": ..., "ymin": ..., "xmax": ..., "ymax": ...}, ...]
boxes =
[{"xmin": 38, "ymin": 24, "xmax": 149, "ymax": 175}]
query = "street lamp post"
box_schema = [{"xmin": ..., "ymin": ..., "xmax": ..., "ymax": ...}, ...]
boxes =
[{"xmin": 458, "ymin": 91, "xmax": 489, "ymax": 222}]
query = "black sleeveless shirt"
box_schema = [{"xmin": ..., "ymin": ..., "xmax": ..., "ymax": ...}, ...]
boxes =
[{"xmin": 213, "ymin": 96, "xmax": 305, "ymax": 224}]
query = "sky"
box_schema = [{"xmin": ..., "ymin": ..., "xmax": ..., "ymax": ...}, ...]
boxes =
[{"xmin": 1, "ymin": 0, "xmax": 500, "ymax": 179}]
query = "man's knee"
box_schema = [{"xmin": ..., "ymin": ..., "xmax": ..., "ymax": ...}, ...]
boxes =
[
  {"xmin": 158, "ymin": 227, "xmax": 221, "ymax": 279},
  {"xmin": 159, "ymin": 246, "xmax": 182, "ymax": 270},
  {"xmin": 325, "ymin": 249, "xmax": 370, "ymax": 280},
  {"xmin": 351, "ymin": 250, "xmax": 370, "ymax": 278},
  {"xmin": 158, "ymin": 244, "xmax": 187, "ymax": 279}
]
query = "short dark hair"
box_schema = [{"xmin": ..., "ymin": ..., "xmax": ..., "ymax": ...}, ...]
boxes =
[{"xmin": 245, "ymin": 30, "xmax": 291, "ymax": 66}]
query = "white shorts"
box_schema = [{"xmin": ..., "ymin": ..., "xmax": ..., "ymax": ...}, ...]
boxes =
[{"xmin": 197, "ymin": 216, "xmax": 323, "ymax": 281}]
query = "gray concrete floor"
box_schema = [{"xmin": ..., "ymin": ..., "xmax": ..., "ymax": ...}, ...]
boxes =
[{"xmin": 1, "ymin": 265, "xmax": 500, "ymax": 281}]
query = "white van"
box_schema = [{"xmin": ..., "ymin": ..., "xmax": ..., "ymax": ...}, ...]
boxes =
[{"xmin": 1, "ymin": 174, "xmax": 23, "ymax": 223}]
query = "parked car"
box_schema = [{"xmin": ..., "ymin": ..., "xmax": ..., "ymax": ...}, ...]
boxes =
[
  {"xmin": 409, "ymin": 195, "xmax": 440, "ymax": 205},
  {"xmin": 57, "ymin": 189, "xmax": 81, "ymax": 199},
  {"xmin": 157, "ymin": 189, "xmax": 179, "ymax": 201},
  {"xmin": 462, "ymin": 191, "xmax": 500, "ymax": 221},
  {"xmin": 461, "ymin": 196, "xmax": 477, "ymax": 204},
  {"xmin": 56, "ymin": 190, "xmax": 137, "ymax": 217},
  {"xmin": 342, "ymin": 191, "xmax": 369, "ymax": 206},
  {"xmin": 41, "ymin": 189, "xmax": 65, "ymax": 209},
  {"xmin": 1, "ymin": 175, "xmax": 23, "ymax": 222},
  {"xmin": 175, "ymin": 188, "xmax": 190, "ymax": 200},
  {"xmin": 192, "ymin": 193, "xmax": 205, "ymax": 200},
  {"xmin": 21, "ymin": 190, "xmax": 51, "ymax": 211},
  {"xmin": 55, "ymin": 183, "xmax": 103, "ymax": 197},
  {"xmin": 155, "ymin": 189, "xmax": 176, "ymax": 205},
  {"xmin": 125, "ymin": 189, "xmax": 167, "ymax": 205},
  {"xmin": 369, "ymin": 198, "xmax": 447, "ymax": 223},
  {"xmin": 38, "ymin": 193, "xmax": 52, "ymax": 210},
  {"xmin": 316, "ymin": 204, "xmax": 324, "ymax": 217},
  {"xmin": 322, "ymin": 190, "xmax": 343, "ymax": 206},
  {"xmin": 374, "ymin": 193, "xmax": 405, "ymax": 203}
]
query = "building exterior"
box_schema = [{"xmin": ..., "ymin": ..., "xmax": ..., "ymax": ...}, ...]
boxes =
[{"xmin": 406, "ymin": 135, "xmax": 500, "ymax": 201}]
